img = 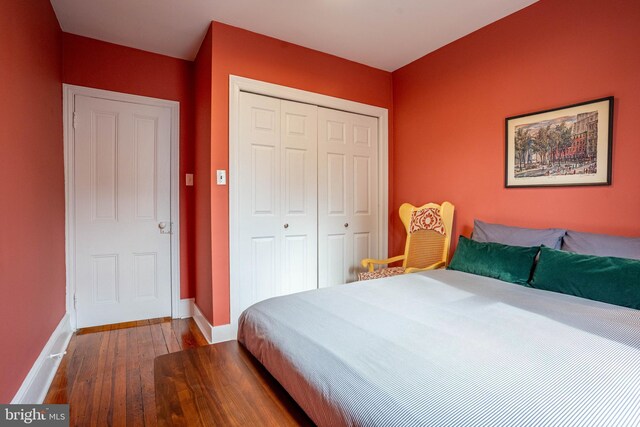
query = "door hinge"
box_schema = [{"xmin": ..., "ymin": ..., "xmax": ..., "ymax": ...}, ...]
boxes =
[
  {"xmin": 73, "ymin": 112, "xmax": 78, "ymax": 129},
  {"xmin": 73, "ymin": 294, "xmax": 77, "ymax": 310}
]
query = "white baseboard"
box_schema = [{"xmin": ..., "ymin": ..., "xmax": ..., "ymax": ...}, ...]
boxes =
[
  {"xmin": 212, "ymin": 323, "xmax": 236, "ymax": 343},
  {"xmin": 12, "ymin": 313, "xmax": 73, "ymax": 404},
  {"xmin": 11, "ymin": 299, "xmax": 202, "ymax": 403},
  {"xmin": 178, "ymin": 298, "xmax": 194, "ymax": 318},
  {"xmin": 191, "ymin": 303, "xmax": 236, "ymax": 344},
  {"xmin": 192, "ymin": 303, "xmax": 213, "ymax": 344}
]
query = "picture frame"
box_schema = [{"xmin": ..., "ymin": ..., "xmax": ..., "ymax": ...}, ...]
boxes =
[{"xmin": 505, "ymin": 96, "xmax": 613, "ymax": 188}]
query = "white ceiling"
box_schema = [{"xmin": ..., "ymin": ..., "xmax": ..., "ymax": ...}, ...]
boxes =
[{"xmin": 50, "ymin": 0, "xmax": 537, "ymax": 72}]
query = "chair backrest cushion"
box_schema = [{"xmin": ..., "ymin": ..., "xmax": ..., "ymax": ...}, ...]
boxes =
[{"xmin": 410, "ymin": 207, "xmax": 446, "ymax": 235}]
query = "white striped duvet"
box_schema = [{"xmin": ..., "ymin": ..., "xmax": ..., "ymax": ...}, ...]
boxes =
[{"xmin": 237, "ymin": 269, "xmax": 640, "ymax": 426}]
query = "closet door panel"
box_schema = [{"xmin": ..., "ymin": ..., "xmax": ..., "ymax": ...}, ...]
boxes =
[
  {"xmin": 349, "ymin": 112, "xmax": 379, "ymax": 283},
  {"xmin": 319, "ymin": 108, "xmax": 379, "ymax": 286},
  {"xmin": 327, "ymin": 153, "xmax": 347, "ymax": 215},
  {"xmin": 282, "ymin": 235, "xmax": 308, "ymax": 295},
  {"xmin": 238, "ymin": 92, "xmax": 379, "ymax": 313},
  {"xmin": 239, "ymin": 94, "xmax": 319, "ymax": 314},
  {"xmin": 326, "ymin": 234, "xmax": 347, "ymax": 286},
  {"xmin": 318, "ymin": 109, "xmax": 350, "ymax": 287},
  {"xmin": 281, "ymin": 100, "xmax": 318, "ymax": 293},
  {"xmin": 238, "ymin": 92, "xmax": 282, "ymax": 312}
]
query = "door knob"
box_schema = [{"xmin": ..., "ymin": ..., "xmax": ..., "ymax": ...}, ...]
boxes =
[
  {"xmin": 344, "ymin": 223, "xmax": 349, "ymax": 228},
  {"xmin": 284, "ymin": 223, "xmax": 289, "ymax": 229},
  {"xmin": 158, "ymin": 222, "xmax": 171, "ymax": 234}
]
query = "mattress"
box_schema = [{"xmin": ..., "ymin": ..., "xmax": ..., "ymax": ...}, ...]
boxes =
[{"xmin": 237, "ymin": 269, "xmax": 640, "ymax": 426}]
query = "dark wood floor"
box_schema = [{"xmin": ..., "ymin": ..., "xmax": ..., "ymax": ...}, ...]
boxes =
[
  {"xmin": 45, "ymin": 318, "xmax": 208, "ymax": 426},
  {"xmin": 155, "ymin": 341, "xmax": 313, "ymax": 426}
]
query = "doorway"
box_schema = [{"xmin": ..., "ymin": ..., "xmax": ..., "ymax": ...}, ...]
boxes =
[{"xmin": 63, "ymin": 85, "xmax": 180, "ymax": 329}]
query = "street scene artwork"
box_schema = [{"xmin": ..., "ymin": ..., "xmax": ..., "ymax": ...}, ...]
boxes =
[
  {"xmin": 514, "ymin": 112, "xmax": 598, "ymax": 178},
  {"xmin": 505, "ymin": 97, "xmax": 613, "ymax": 187}
]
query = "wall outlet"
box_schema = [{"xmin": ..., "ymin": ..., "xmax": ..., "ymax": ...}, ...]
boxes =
[
  {"xmin": 185, "ymin": 174, "xmax": 194, "ymax": 186},
  {"xmin": 216, "ymin": 170, "xmax": 227, "ymax": 185}
]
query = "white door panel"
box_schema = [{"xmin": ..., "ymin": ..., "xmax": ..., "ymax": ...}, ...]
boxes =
[
  {"xmin": 237, "ymin": 93, "xmax": 318, "ymax": 317},
  {"xmin": 237, "ymin": 93, "xmax": 378, "ymax": 312},
  {"xmin": 281, "ymin": 99, "xmax": 318, "ymax": 296},
  {"xmin": 74, "ymin": 95, "xmax": 172, "ymax": 327},
  {"xmin": 239, "ymin": 93, "xmax": 281, "ymax": 315},
  {"xmin": 318, "ymin": 108, "xmax": 379, "ymax": 286}
]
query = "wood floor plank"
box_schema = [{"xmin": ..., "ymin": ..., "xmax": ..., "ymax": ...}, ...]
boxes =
[
  {"xmin": 112, "ymin": 328, "xmax": 128, "ymax": 427},
  {"xmin": 44, "ymin": 334, "xmax": 78, "ymax": 402},
  {"xmin": 91, "ymin": 331, "xmax": 113, "ymax": 426},
  {"xmin": 125, "ymin": 326, "xmax": 145, "ymax": 427},
  {"xmin": 171, "ymin": 319, "xmax": 198, "ymax": 350},
  {"xmin": 72, "ymin": 331, "xmax": 104, "ymax": 424},
  {"xmin": 160, "ymin": 321, "xmax": 182, "ymax": 353},
  {"xmin": 45, "ymin": 318, "xmax": 207, "ymax": 427},
  {"xmin": 138, "ymin": 323, "xmax": 159, "ymax": 427},
  {"xmin": 187, "ymin": 319, "xmax": 209, "ymax": 347},
  {"xmin": 97, "ymin": 328, "xmax": 118, "ymax": 426},
  {"xmin": 154, "ymin": 341, "xmax": 312, "ymax": 426},
  {"xmin": 150, "ymin": 322, "xmax": 169, "ymax": 358}
]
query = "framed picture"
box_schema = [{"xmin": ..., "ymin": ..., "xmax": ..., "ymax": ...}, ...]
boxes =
[{"xmin": 505, "ymin": 96, "xmax": 613, "ymax": 188}]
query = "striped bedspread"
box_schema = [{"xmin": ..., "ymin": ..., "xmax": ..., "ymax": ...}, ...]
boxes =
[{"xmin": 238, "ymin": 269, "xmax": 640, "ymax": 426}]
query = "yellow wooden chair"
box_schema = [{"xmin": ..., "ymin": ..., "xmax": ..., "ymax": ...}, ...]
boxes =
[{"xmin": 359, "ymin": 201, "xmax": 455, "ymax": 280}]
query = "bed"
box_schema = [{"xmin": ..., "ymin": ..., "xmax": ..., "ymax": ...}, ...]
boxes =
[{"xmin": 238, "ymin": 269, "xmax": 640, "ymax": 426}]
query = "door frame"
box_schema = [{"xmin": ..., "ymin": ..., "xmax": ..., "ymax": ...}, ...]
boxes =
[
  {"xmin": 63, "ymin": 84, "xmax": 181, "ymax": 330},
  {"xmin": 228, "ymin": 75, "xmax": 389, "ymax": 329}
]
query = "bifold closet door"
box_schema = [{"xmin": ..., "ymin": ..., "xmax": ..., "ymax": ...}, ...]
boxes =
[
  {"xmin": 237, "ymin": 92, "xmax": 318, "ymax": 314},
  {"xmin": 318, "ymin": 107, "xmax": 379, "ymax": 287}
]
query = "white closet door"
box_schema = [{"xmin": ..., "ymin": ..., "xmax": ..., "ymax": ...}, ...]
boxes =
[
  {"xmin": 281, "ymin": 100, "xmax": 318, "ymax": 295},
  {"xmin": 318, "ymin": 107, "xmax": 379, "ymax": 286},
  {"xmin": 237, "ymin": 92, "xmax": 318, "ymax": 315},
  {"xmin": 74, "ymin": 95, "xmax": 172, "ymax": 328}
]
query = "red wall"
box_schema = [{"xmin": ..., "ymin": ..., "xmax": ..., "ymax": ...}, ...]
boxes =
[
  {"xmin": 193, "ymin": 26, "xmax": 214, "ymax": 321},
  {"xmin": 392, "ymin": 0, "xmax": 640, "ymax": 256},
  {"xmin": 205, "ymin": 22, "xmax": 394, "ymax": 325},
  {"xmin": 62, "ymin": 34, "xmax": 196, "ymax": 298},
  {"xmin": 0, "ymin": 0, "xmax": 64, "ymax": 403}
]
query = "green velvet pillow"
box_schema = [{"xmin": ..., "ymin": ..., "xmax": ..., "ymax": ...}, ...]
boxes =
[
  {"xmin": 529, "ymin": 246, "xmax": 640, "ymax": 309},
  {"xmin": 448, "ymin": 236, "xmax": 539, "ymax": 285}
]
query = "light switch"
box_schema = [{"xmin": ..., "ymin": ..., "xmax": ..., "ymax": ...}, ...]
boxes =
[
  {"xmin": 185, "ymin": 174, "xmax": 194, "ymax": 186},
  {"xmin": 216, "ymin": 170, "xmax": 227, "ymax": 185}
]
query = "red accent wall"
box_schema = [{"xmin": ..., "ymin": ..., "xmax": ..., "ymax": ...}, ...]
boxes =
[
  {"xmin": 193, "ymin": 26, "xmax": 214, "ymax": 321},
  {"xmin": 204, "ymin": 22, "xmax": 394, "ymax": 325},
  {"xmin": 62, "ymin": 34, "xmax": 196, "ymax": 299},
  {"xmin": 0, "ymin": 0, "xmax": 64, "ymax": 403},
  {"xmin": 392, "ymin": 0, "xmax": 640, "ymax": 256}
]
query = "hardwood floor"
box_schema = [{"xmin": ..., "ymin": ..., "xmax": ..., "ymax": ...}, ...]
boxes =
[
  {"xmin": 155, "ymin": 341, "xmax": 312, "ymax": 426},
  {"xmin": 45, "ymin": 318, "xmax": 208, "ymax": 426}
]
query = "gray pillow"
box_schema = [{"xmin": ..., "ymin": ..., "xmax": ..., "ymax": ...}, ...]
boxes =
[
  {"xmin": 562, "ymin": 230, "xmax": 640, "ymax": 260},
  {"xmin": 472, "ymin": 219, "xmax": 566, "ymax": 249}
]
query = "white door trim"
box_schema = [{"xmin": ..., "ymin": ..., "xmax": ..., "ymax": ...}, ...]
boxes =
[
  {"xmin": 228, "ymin": 75, "xmax": 389, "ymax": 333},
  {"xmin": 63, "ymin": 84, "xmax": 181, "ymax": 330}
]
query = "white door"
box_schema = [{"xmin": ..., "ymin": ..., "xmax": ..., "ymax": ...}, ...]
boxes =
[
  {"xmin": 318, "ymin": 107, "xmax": 379, "ymax": 286},
  {"xmin": 74, "ymin": 95, "xmax": 172, "ymax": 328},
  {"xmin": 237, "ymin": 92, "xmax": 318, "ymax": 315}
]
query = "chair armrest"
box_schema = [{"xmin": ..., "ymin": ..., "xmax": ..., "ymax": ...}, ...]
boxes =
[
  {"xmin": 361, "ymin": 255, "xmax": 406, "ymax": 272},
  {"xmin": 405, "ymin": 261, "xmax": 446, "ymax": 274}
]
